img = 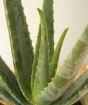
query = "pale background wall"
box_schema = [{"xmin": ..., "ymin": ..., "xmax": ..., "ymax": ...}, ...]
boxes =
[{"xmin": 0, "ymin": 0, "xmax": 88, "ymax": 70}]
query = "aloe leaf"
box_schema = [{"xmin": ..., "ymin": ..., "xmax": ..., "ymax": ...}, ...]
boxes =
[
  {"xmin": 3, "ymin": 0, "xmax": 34, "ymax": 100},
  {"xmin": 33, "ymin": 9, "xmax": 50, "ymax": 98},
  {"xmin": 63, "ymin": 81, "xmax": 88, "ymax": 105},
  {"xmin": 31, "ymin": 0, "xmax": 54, "ymax": 93},
  {"xmin": 52, "ymin": 69, "xmax": 88, "ymax": 105},
  {"xmin": 42, "ymin": 0, "xmax": 54, "ymax": 62},
  {"xmin": 32, "ymin": 0, "xmax": 54, "ymax": 95},
  {"xmin": 31, "ymin": 25, "xmax": 41, "ymax": 94},
  {"xmin": 50, "ymin": 28, "xmax": 69, "ymax": 78},
  {"xmin": 0, "ymin": 57, "xmax": 31, "ymax": 105},
  {"xmin": 34, "ymin": 25, "xmax": 88, "ymax": 105},
  {"xmin": 54, "ymin": 85, "xmax": 88, "ymax": 105},
  {"xmin": 0, "ymin": 87, "xmax": 21, "ymax": 105}
]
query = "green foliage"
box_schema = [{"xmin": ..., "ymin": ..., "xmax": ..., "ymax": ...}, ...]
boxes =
[
  {"xmin": 31, "ymin": 25, "xmax": 41, "ymax": 95},
  {"xmin": 33, "ymin": 25, "xmax": 88, "ymax": 105},
  {"xmin": 42, "ymin": 0, "xmax": 54, "ymax": 62},
  {"xmin": 33, "ymin": 9, "xmax": 50, "ymax": 97},
  {"xmin": 0, "ymin": 0, "xmax": 88, "ymax": 105},
  {"xmin": 3, "ymin": 0, "xmax": 34, "ymax": 101},
  {"xmin": 0, "ymin": 57, "xmax": 31, "ymax": 105},
  {"xmin": 0, "ymin": 87, "xmax": 21, "ymax": 105},
  {"xmin": 50, "ymin": 28, "xmax": 69, "ymax": 78},
  {"xmin": 53, "ymin": 69, "xmax": 88, "ymax": 105}
]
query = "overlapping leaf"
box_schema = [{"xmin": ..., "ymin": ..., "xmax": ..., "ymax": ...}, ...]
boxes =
[
  {"xmin": 3, "ymin": 0, "xmax": 34, "ymax": 100},
  {"xmin": 63, "ymin": 81, "xmax": 88, "ymax": 105},
  {"xmin": 0, "ymin": 57, "xmax": 31, "ymax": 105},
  {"xmin": 2, "ymin": 0, "xmax": 88, "ymax": 104},
  {"xmin": 0, "ymin": 87, "xmax": 21, "ymax": 105},
  {"xmin": 50, "ymin": 28, "xmax": 69, "ymax": 78},
  {"xmin": 43, "ymin": 0, "xmax": 54, "ymax": 62},
  {"xmin": 33, "ymin": 9, "xmax": 50, "ymax": 97},
  {"xmin": 34, "ymin": 25, "xmax": 88, "ymax": 105},
  {"xmin": 31, "ymin": 0, "xmax": 54, "ymax": 95},
  {"xmin": 53, "ymin": 69, "xmax": 88, "ymax": 105},
  {"xmin": 31, "ymin": 25, "xmax": 41, "ymax": 94}
]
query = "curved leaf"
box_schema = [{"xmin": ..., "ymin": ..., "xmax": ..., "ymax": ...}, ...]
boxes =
[
  {"xmin": 54, "ymin": 85, "xmax": 88, "ymax": 105},
  {"xmin": 34, "ymin": 25, "xmax": 88, "ymax": 105},
  {"xmin": 0, "ymin": 57, "xmax": 31, "ymax": 105},
  {"xmin": 33, "ymin": 9, "xmax": 50, "ymax": 98},
  {"xmin": 42, "ymin": 0, "xmax": 54, "ymax": 62},
  {"xmin": 50, "ymin": 28, "xmax": 69, "ymax": 78},
  {"xmin": 31, "ymin": 25, "xmax": 41, "ymax": 94},
  {"xmin": 0, "ymin": 87, "xmax": 21, "ymax": 105},
  {"xmin": 53, "ymin": 69, "xmax": 88, "ymax": 105},
  {"xmin": 63, "ymin": 82, "xmax": 88, "ymax": 105},
  {"xmin": 3, "ymin": 0, "xmax": 34, "ymax": 100},
  {"xmin": 32, "ymin": 0, "xmax": 54, "ymax": 96}
]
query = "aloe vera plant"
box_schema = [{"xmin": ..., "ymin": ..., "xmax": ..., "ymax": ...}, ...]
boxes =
[{"xmin": 0, "ymin": 0, "xmax": 88, "ymax": 105}]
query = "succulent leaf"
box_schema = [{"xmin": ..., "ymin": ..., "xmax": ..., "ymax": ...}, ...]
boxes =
[
  {"xmin": 42, "ymin": 0, "xmax": 54, "ymax": 62},
  {"xmin": 33, "ymin": 9, "xmax": 50, "ymax": 98},
  {"xmin": 0, "ymin": 57, "xmax": 31, "ymax": 105},
  {"xmin": 54, "ymin": 86, "xmax": 88, "ymax": 105},
  {"xmin": 63, "ymin": 82, "xmax": 88, "ymax": 105},
  {"xmin": 31, "ymin": 25, "xmax": 41, "ymax": 94},
  {"xmin": 34, "ymin": 25, "xmax": 88, "ymax": 105},
  {"xmin": 50, "ymin": 28, "xmax": 69, "ymax": 78},
  {"xmin": 3, "ymin": 0, "xmax": 34, "ymax": 100},
  {"xmin": 53, "ymin": 69, "xmax": 88, "ymax": 105},
  {"xmin": 0, "ymin": 87, "xmax": 21, "ymax": 105},
  {"xmin": 2, "ymin": 0, "xmax": 88, "ymax": 104},
  {"xmin": 32, "ymin": 0, "xmax": 54, "ymax": 95}
]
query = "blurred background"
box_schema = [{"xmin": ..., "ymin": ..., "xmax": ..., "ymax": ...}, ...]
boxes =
[{"xmin": 0, "ymin": 0, "xmax": 88, "ymax": 70}]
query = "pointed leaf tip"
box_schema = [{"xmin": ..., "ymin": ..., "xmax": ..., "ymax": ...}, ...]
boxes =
[
  {"xmin": 3, "ymin": 0, "xmax": 34, "ymax": 101},
  {"xmin": 38, "ymin": 9, "xmax": 46, "ymax": 23},
  {"xmin": 50, "ymin": 28, "xmax": 69, "ymax": 78},
  {"xmin": 37, "ymin": 8, "xmax": 43, "ymax": 16},
  {"xmin": 42, "ymin": 0, "xmax": 54, "ymax": 62},
  {"xmin": 33, "ymin": 8, "xmax": 50, "ymax": 98},
  {"xmin": 37, "ymin": 8, "xmax": 41, "ymax": 13}
]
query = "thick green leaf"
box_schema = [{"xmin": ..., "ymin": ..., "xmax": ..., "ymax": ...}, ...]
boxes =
[
  {"xmin": 31, "ymin": 25, "xmax": 41, "ymax": 94},
  {"xmin": 63, "ymin": 81, "xmax": 88, "ymax": 105},
  {"xmin": 0, "ymin": 87, "xmax": 21, "ymax": 105},
  {"xmin": 3, "ymin": 0, "xmax": 34, "ymax": 100},
  {"xmin": 0, "ymin": 76, "xmax": 9, "ymax": 92},
  {"xmin": 52, "ymin": 69, "xmax": 88, "ymax": 105},
  {"xmin": 33, "ymin": 9, "xmax": 50, "ymax": 98},
  {"xmin": 42, "ymin": 0, "xmax": 54, "ymax": 62},
  {"xmin": 32, "ymin": 0, "xmax": 54, "ymax": 96},
  {"xmin": 50, "ymin": 28, "xmax": 69, "ymax": 78},
  {"xmin": 34, "ymin": 25, "xmax": 88, "ymax": 105},
  {"xmin": 0, "ymin": 57, "xmax": 31, "ymax": 105},
  {"xmin": 31, "ymin": 0, "xmax": 54, "ymax": 94}
]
